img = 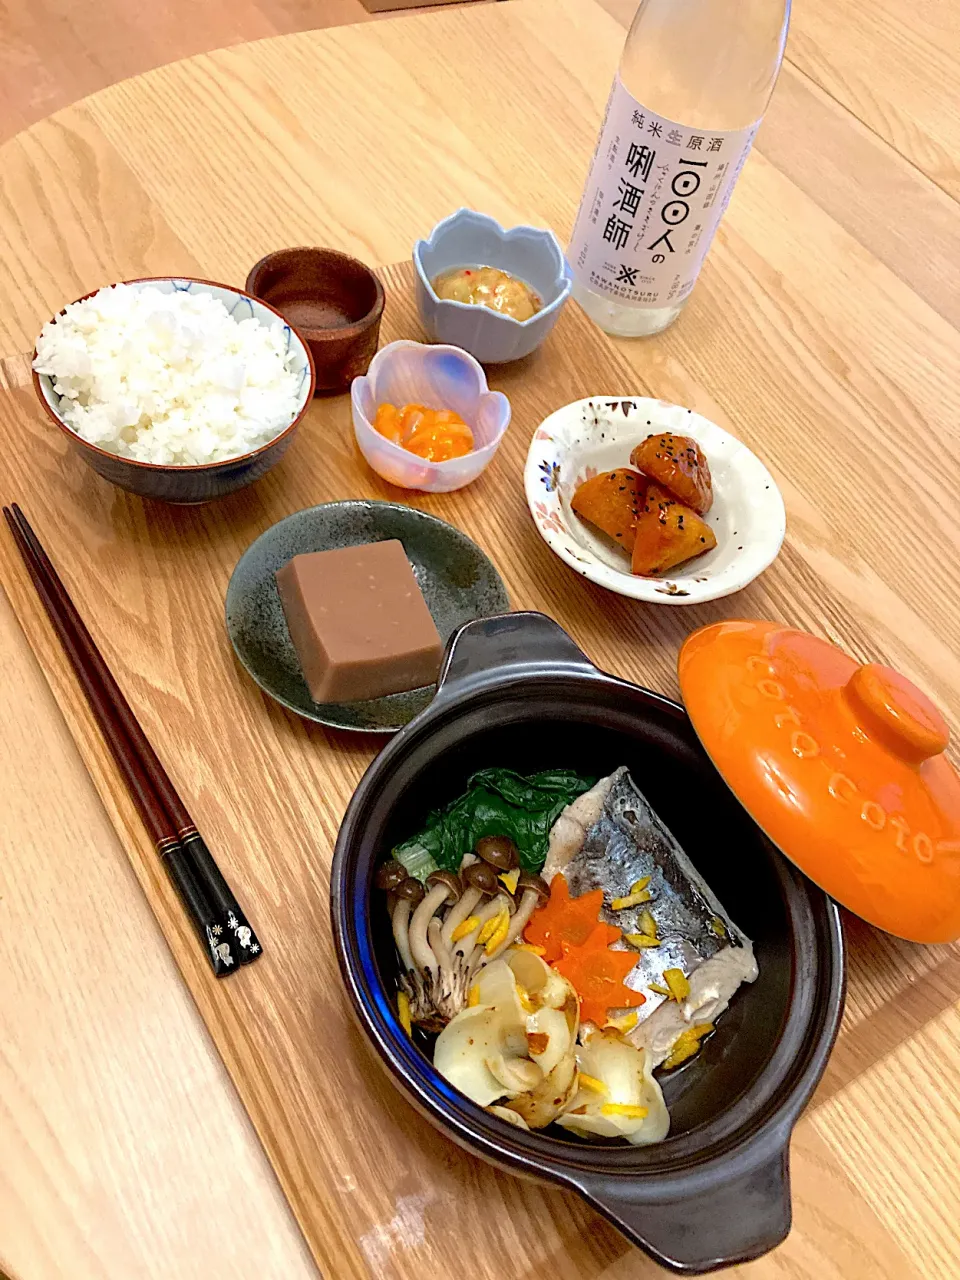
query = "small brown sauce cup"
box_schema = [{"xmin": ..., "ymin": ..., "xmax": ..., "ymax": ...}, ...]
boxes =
[{"xmin": 246, "ymin": 248, "xmax": 384, "ymax": 394}]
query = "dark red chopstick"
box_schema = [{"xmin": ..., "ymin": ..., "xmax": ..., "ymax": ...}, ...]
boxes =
[
  {"xmin": 4, "ymin": 503, "xmax": 261, "ymax": 976},
  {"xmin": 9, "ymin": 499, "xmax": 263, "ymax": 967},
  {"xmin": 9, "ymin": 502, "xmax": 261, "ymax": 969}
]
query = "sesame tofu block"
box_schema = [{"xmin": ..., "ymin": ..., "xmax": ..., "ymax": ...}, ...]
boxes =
[{"xmin": 276, "ymin": 540, "xmax": 443, "ymax": 703}]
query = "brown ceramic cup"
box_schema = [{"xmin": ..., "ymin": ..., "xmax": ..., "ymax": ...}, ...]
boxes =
[{"xmin": 245, "ymin": 248, "xmax": 384, "ymax": 394}]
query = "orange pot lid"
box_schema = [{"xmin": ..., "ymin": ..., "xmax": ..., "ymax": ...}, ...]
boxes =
[{"xmin": 678, "ymin": 620, "xmax": 960, "ymax": 943}]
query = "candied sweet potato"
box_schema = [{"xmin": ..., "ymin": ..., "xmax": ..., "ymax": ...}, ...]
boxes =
[
  {"xmin": 630, "ymin": 433, "xmax": 713, "ymax": 514},
  {"xmin": 631, "ymin": 483, "xmax": 717, "ymax": 576},
  {"xmin": 571, "ymin": 468, "xmax": 647, "ymax": 554}
]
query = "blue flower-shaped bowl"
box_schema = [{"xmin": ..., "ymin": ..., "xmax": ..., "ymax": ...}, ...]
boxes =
[{"xmin": 413, "ymin": 209, "xmax": 572, "ymax": 364}]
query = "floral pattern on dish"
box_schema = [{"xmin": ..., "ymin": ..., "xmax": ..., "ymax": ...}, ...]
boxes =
[
  {"xmin": 538, "ymin": 459, "xmax": 561, "ymax": 492},
  {"xmin": 534, "ymin": 501, "xmax": 565, "ymax": 536}
]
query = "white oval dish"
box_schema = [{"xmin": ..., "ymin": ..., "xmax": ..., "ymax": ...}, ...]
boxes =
[{"xmin": 523, "ymin": 396, "xmax": 786, "ymax": 604}]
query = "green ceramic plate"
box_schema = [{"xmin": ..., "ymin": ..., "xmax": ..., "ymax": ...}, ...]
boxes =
[{"xmin": 225, "ymin": 500, "xmax": 510, "ymax": 732}]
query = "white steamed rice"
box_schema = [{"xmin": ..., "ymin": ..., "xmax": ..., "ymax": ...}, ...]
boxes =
[{"xmin": 33, "ymin": 283, "xmax": 303, "ymax": 466}]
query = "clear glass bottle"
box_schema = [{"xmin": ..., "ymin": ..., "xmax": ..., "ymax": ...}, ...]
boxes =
[{"xmin": 569, "ymin": 0, "xmax": 791, "ymax": 337}]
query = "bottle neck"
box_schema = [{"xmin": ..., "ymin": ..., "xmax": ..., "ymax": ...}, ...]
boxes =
[{"xmin": 621, "ymin": 0, "xmax": 790, "ymax": 131}]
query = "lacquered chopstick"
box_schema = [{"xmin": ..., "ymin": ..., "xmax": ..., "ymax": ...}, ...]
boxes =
[
  {"xmin": 4, "ymin": 504, "xmax": 261, "ymax": 975},
  {"xmin": 10, "ymin": 503, "xmax": 261, "ymax": 964},
  {"xmin": 3, "ymin": 508, "xmax": 228, "ymax": 975}
]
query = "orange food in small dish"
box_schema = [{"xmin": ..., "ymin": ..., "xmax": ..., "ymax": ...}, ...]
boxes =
[
  {"xmin": 373, "ymin": 402, "xmax": 474, "ymax": 463},
  {"xmin": 631, "ymin": 483, "xmax": 717, "ymax": 576},
  {"xmin": 570, "ymin": 469, "xmax": 646, "ymax": 555},
  {"xmin": 630, "ymin": 432, "xmax": 713, "ymax": 515},
  {"xmin": 571, "ymin": 432, "xmax": 717, "ymax": 578}
]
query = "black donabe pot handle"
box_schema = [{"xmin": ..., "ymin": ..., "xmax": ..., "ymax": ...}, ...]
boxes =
[
  {"xmin": 436, "ymin": 611, "xmax": 596, "ymax": 695},
  {"xmin": 579, "ymin": 1143, "xmax": 792, "ymax": 1275}
]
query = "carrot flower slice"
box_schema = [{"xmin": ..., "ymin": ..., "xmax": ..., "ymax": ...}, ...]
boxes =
[
  {"xmin": 523, "ymin": 874, "xmax": 619, "ymax": 962},
  {"xmin": 552, "ymin": 925, "xmax": 646, "ymax": 1026}
]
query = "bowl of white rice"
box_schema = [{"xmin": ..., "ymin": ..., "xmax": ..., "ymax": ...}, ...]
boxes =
[{"xmin": 32, "ymin": 277, "xmax": 316, "ymax": 503}]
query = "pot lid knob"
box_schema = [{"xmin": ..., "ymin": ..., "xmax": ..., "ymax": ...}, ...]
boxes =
[
  {"xmin": 678, "ymin": 620, "xmax": 960, "ymax": 944},
  {"xmin": 845, "ymin": 663, "xmax": 949, "ymax": 764}
]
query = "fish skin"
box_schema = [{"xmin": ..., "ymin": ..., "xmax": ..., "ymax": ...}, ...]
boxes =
[{"xmin": 561, "ymin": 770, "xmax": 753, "ymax": 1015}]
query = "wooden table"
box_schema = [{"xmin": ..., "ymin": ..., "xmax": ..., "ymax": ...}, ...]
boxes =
[{"xmin": 0, "ymin": 1, "xmax": 958, "ymax": 1277}]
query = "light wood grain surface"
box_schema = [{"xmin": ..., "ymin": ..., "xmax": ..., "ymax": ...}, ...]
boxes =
[
  {"xmin": 0, "ymin": 0, "xmax": 488, "ymax": 142},
  {"xmin": 0, "ymin": 1, "xmax": 957, "ymax": 1277},
  {"xmin": 0, "ymin": 582, "xmax": 318, "ymax": 1280}
]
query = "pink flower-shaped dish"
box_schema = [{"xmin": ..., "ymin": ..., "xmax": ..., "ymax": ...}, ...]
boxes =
[{"xmin": 351, "ymin": 340, "xmax": 510, "ymax": 493}]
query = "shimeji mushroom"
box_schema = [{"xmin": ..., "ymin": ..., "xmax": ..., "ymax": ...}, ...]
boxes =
[
  {"xmin": 408, "ymin": 871, "xmax": 462, "ymax": 973},
  {"xmin": 485, "ymin": 872, "xmax": 550, "ymax": 961},
  {"xmin": 401, "ymin": 869, "xmax": 467, "ymax": 1030},
  {"xmin": 441, "ymin": 859, "xmax": 498, "ymax": 946},
  {"xmin": 376, "ymin": 859, "xmax": 408, "ymax": 894},
  {"xmin": 450, "ymin": 867, "xmax": 510, "ymax": 953},
  {"xmin": 376, "ymin": 837, "xmax": 546, "ymax": 1033},
  {"xmin": 475, "ymin": 835, "xmax": 520, "ymax": 873},
  {"xmin": 386, "ymin": 873, "xmax": 424, "ymax": 973},
  {"xmin": 376, "ymin": 858, "xmax": 408, "ymax": 918},
  {"xmin": 459, "ymin": 838, "xmax": 548, "ymax": 967}
]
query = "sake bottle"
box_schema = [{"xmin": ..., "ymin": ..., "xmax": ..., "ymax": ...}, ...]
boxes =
[{"xmin": 568, "ymin": 0, "xmax": 791, "ymax": 337}]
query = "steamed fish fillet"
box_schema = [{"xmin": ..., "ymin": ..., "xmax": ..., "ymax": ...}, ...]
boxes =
[
  {"xmin": 545, "ymin": 768, "xmax": 758, "ymax": 1066},
  {"xmin": 542, "ymin": 774, "xmax": 618, "ymax": 881},
  {"xmin": 629, "ymin": 943, "xmax": 757, "ymax": 1066}
]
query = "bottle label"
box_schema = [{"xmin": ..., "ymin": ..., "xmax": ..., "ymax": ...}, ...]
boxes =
[{"xmin": 568, "ymin": 76, "xmax": 758, "ymax": 310}]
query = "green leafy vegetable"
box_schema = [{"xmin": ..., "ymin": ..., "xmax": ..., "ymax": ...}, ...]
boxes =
[
  {"xmin": 393, "ymin": 768, "xmax": 594, "ymax": 877},
  {"xmin": 394, "ymin": 843, "xmax": 439, "ymax": 883}
]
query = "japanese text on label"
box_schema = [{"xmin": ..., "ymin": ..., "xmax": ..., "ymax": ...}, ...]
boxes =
[{"xmin": 568, "ymin": 77, "xmax": 758, "ymax": 310}]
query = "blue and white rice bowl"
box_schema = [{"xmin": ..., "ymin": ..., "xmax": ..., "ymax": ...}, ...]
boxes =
[{"xmin": 32, "ymin": 276, "xmax": 316, "ymax": 504}]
